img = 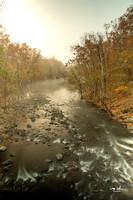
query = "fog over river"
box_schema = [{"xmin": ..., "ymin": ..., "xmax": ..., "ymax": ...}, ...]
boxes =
[{"xmin": 0, "ymin": 79, "xmax": 133, "ymax": 200}]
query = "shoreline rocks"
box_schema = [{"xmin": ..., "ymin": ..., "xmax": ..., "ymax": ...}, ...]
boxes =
[
  {"xmin": 0, "ymin": 146, "xmax": 7, "ymax": 152},
  {"xmin": 56, "ymin": 153, "xmax": 63, "ymax": 161},
  {"xmin": 2, "ymin": 159, "xmax": 13, "ymax": 166}
]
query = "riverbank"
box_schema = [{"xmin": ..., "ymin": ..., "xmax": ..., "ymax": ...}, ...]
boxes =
[
  {"xmin": 82, "ymin": 90, "xmax": 133, "ymax": 133},
  {"xmin": 0, "ymin": 80, "xmax": 133, "ymax": 147},
  {"xmin": 109, "ymin": 92, "xmax": 133, "ymax": 131}
]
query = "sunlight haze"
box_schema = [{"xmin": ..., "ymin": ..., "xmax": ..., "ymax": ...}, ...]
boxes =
[{"xmin": 1, "ymin": 0, "xmax": 133, "ymax": 63}]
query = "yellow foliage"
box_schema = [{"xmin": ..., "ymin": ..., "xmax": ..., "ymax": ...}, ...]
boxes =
[
  {"xmin": 119, "ymin": 50, "xmax": 133, "ymax": 65},
  {"xmin": 115, "ymin": 86, "xmax": 128, "ymax": 93}
]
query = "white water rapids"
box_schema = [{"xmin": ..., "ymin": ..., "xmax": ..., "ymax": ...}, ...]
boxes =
[{"xmin": 17, "ymin": 164, "xmax": 38, "ymax": 182}]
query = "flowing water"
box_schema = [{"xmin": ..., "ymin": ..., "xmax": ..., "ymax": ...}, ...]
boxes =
[{"xmin": 0, "ymin": 79, "xmax": 133, "ymax": 200}]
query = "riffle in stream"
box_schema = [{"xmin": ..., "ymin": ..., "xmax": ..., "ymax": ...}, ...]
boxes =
[{"xmin": 0, "ymin": 79, "xmax": 133, "ymax": 200}]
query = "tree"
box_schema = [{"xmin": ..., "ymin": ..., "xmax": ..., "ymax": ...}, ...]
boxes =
[{"xmin": 66, "ymin": 5, "xmax": 133, "ymax": 116}]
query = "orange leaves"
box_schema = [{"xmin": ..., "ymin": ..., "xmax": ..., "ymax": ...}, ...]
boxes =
[
  {"xmin": 115, "ymin": 85, "xmax": 128, "ymax": 94},
  {"xmin": 127, "ymin": 40, "xmax": 133, "ymax": 47},
  {"xmin": 119, "ymin": 48, "xmax": 133, "ymax": 73},
  {"xmin": 67, "ymin": 4, "xmax": 133, "ymax": 107}
]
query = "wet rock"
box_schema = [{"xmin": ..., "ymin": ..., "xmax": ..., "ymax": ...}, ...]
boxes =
[
  {"xmin": 6, "ymin": 177, "xmax": 15, "ymax": 186},
  {"xmin": 30, "ymin": 116, "xmax": 36, "ymax": 122},
  {"xmin": 15, "ymin": 179, "xmax": 25, "ymax": 189},
  {"xmin": 21, "ymin": 129, "xmax": 26, "ymax": 137},
  {"xmin": 36, "ymin": 175, "xmax": 44, "ymax": 183},
  {"xmin": 46, "ymin": 139, "xmax": 50, "ymax": 143},
  {"xmin": 51, "ymin": 116, "xmax": 55, "ymax": 121},
  {"xmin": 15, "ymin": 137, "xmax": 19, "ymax": 142},
  {"xmin": 60, "ymin": 120, "xmax": 66, "ymax": 125},
  {"xmin": 44, "ymin": 136, "xmax": 50, "ymax": 142},
  {"xmin": 2, "ymin": 159, "xmax": 13, "ymax": 166},
  {"xmin": 0, "ymin": 146, "xmax": 7, "ymax": 152},
  {"xmin": 27, "ymin": 124, "xmax": 32, "ymax": 128},
  {"xmin": 45, "ymin": 128, "xmax": 51, "ymax": 131},
  {"xmin": 56, "ymin": 153, "xmax": 63, "ymax": 161},
  {"xmin": 2, "ymin": 167, "xmax": 8, "ymax": 172},
  {"xmin": 10, "ymin": 153, "xmax": 15, "ymax": 157},
  {"xmin": 64, "ymin": 145, "xmax": 69, "ymax": 149},
  {"xmin": 53, "ymin": 138, "xmax": 61, "ymax": 143},
  {"xmin": 50, "ymin": 121, "xmax": 54, "ymax": 125},
  {"xmin": 45, "ymin": 159, "xmax": 52, "ymax": 163}
]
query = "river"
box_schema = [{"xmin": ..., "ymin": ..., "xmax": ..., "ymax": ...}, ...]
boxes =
[{"xmin": 0, "ymin": 79, "xmax": 133, "ymax": 200}]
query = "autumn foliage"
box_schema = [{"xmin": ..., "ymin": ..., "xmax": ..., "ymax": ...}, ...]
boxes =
[
  {"xmin": 66, "ymin": 5, "xmax": 133, "ymax": 115},
  {"xmin": 0, "ymin": 26, "xmax": 65, "ymax": 109}
]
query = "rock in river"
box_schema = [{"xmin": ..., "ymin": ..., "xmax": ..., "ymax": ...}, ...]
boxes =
[
  {"xmin": 2, "ymin": 167, "xmax": 8, "ymax": 172},
  {"xmin": 27, "ymin": 124, "xmax": 32, "ymax": 128},
  {"xmin": 0, "ymin": 146, "xmax": 7, "ymax": 152},
  {"xmin": 45, "ymin": 159, "xmax": 52, "ymax": 163},
  {"xmin": 30, "ymin": 116, "xmax": 36, "ymax": 122},
  {"xmin": 45, "ymin": 128, "xmax": 51, "ymax": 131},
  {"xmin": 10, "ymin": 153, "xmax": 15, "ymax": 157},
  {"xmin": 56, "ymin": 153, "xmax": 63, "ymax": 161},
  {"xmin": 2, "ymin": 159, "xmax": 13, "ymax": 166}
]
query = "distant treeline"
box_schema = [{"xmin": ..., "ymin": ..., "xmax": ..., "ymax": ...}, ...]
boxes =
[
  {"xmin": 0, "ymin": 25, "xmax": 65, "ymax": 108},
  {"xmin": 66, "ymin": 5, "xmax": 133, "ymax": 114}
]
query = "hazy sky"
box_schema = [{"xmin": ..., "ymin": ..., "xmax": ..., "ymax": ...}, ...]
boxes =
[{"xmin": 1, "ymin": 0, "xmax": 133, "ymax": 63}]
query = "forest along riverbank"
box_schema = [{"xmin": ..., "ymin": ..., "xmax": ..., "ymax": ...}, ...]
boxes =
[
  {"xmin": 0, "ymin": 79, "xmax": 133, "ymax": 200},
  {"xmin": 82, "ymin": 87, "xmax": 133, "ymax": 133}
]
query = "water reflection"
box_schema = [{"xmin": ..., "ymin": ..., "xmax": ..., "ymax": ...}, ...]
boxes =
[{"xmin": 4, "ymin": 79, "xmax": 133, "ymax": 199}]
